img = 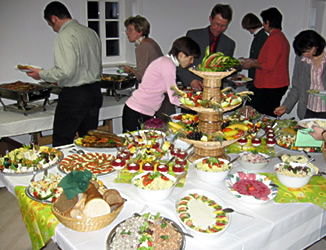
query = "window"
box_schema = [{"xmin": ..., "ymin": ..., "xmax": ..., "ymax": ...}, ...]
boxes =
[{"xmin": 87, "ymin": 0, "xmax": 124, "ymax": 62}]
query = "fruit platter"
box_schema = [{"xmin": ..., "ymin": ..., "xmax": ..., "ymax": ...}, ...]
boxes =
[
  {"xmin": 224, "ymin": 118, "xmax": 276, "ymax": 155},
  {"xmin": 25, "ymin": 173, "xmax": 63, "ymax": 204},
  {"xmin": 198, "ymin": 46, "xmax": 241, "ymax": 72},
  {"xmin": 173, "ymin": 85, "xmax": 252, "ymax": 113},
  {"xmin": 107, "ymin": 212, "xmax": 185, "ymax": 250},
  {"xmin": 168, "ymin": 48, "xmax": 252, "ymax": 161},
  {"xmin": 0, "ymin": 145, "xmax": 63, "ymax": 175}
]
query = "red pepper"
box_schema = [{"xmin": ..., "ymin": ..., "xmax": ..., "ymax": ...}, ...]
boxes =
[
  {"xmin": 142, "ymin": 174, "xmax": 154, "ymax": 186},
  {"xmin": 161, "ymin": 176, "xmax": 170, "ymax": 181}
]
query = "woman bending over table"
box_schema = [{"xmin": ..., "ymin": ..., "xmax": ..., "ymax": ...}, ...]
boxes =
[
  {"xmin": 274, "ymin": 30, "xmax": 326, "ymax": 119},
  {"xmin": 122, "ymin": 36, "xmax": 200, "ymax": 132}
]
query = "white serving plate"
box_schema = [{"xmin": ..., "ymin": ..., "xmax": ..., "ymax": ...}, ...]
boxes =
[
  {"xmin": 225, "ymin": 172, "xmax": 278, "ymax": 204},
  {"xmin": 175, "ymin": 189, "xmax": 231, "ymax": 238},
  {"xmin": 298, "ymin": 118, "xmax": 326, "ymax": 129}
]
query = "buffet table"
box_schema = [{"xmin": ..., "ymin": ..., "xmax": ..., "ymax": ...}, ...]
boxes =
[
  {"xmin": 1, "ymin": 143, "xmax": 326, "ymax": 250},
  {"xmin": 0, "ymin": 96, "xmax": 128, "ymax": 138}
]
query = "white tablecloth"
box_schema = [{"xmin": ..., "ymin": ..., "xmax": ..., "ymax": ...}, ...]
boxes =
[
  {"xmin": 1, "ymin": 144, "xmax": 326, "ymax": 250},
  {"xmin": 0, "ymin": 96, "xmax": 127, "ymax": 138}
]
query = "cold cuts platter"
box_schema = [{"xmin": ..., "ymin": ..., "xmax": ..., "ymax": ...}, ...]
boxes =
[
  {"xmin": 225, "ymin": 172, "xmax": 278, "ymax": 204},
  {"xmin": 58, "ymin": 152, "xmax": 116, "ymax": 175}
]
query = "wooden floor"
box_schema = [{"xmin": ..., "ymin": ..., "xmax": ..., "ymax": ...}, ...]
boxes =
[
  {"xmin": 0, "ymin": 187, "xmax": 58, "ymax": 250},
  {"xmin": 0, "ymin": 186, "xmax": 325, "ymax": 250}
]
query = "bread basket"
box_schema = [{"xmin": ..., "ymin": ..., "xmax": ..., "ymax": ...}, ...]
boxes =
[{"xmin": 51, "ymin": 191, "xmax": 125, "ymax": 232}]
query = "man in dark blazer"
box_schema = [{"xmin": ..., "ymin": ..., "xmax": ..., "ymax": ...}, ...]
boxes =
[
  {"xmin": 177, "ymin": 4, "xmax": 236, "ymax": 90},
  {"xmin": 241, "ymin": 13, "xmax": 268, "ymax": 90}
]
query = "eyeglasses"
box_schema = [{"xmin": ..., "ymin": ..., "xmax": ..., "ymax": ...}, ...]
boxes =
[{"xmin": 125, "ymin": 28, "xmax": 135, "ymax": 33}]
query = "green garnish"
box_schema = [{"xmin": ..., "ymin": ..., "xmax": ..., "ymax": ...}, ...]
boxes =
[
  {"xmin": 160, "ymin": 222, "xmax": 167, "ymax": 228},
  {"xmin": 120, "ymin": 229, "xmax": 131, "ymax": 235},
  {"xmin": 160, "ymin": 235, "xmax": 169, "ymax": 240}
]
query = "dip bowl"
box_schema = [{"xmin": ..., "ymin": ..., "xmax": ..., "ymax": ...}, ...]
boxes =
[
  {"xmin": 193, "ymin": 157, "xmax": 232, "ymax": 183},
  {"xmin": 131, "ymin": 172, "xmax": 177, "ymax": 201},
  {"xmin": 238, "ymin": 152, "xmax": 270, "ymax": 171},
  {"xmin": 274, "ymin": 162, "xmax": 316, "ymax": 188}
]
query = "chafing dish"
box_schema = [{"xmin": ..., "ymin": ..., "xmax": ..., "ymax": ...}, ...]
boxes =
[
  {"xmin": 100, "ymin": 74, "xmax": 138, "ymax": 101},
  {"xmin": 0, "ymin": 81, "xmax": 52, "ymax": 115}
]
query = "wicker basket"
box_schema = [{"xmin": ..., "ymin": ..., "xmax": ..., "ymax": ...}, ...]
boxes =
[
  {"xmin": 52, "ymin": 197, "xmax": 124, "ymax": 232},
  {"xmin": 180, "ymin": 137, "xmax": 239, "ymax": 149},
  {"xmin": 181, "ymin": 102, "xmax": 242, "ymax": 114},
  {"xmin": 190, "ymin": 67, "xmax": 235, "ymax": 103},
  {"xmin": 189, "ymin": 67, "xmax": 236, "ymax": 80}
]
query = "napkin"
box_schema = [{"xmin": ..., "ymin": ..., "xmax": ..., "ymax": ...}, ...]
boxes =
[
  {"xmin": 262, "ymin": 173, "xmax": 326, "ymax": 210},
  {"xmin": 319, "ymin": 96, "xmax": 326, "ymax": 104},
  {"xmin": 59, "ymin": 170, "xmax": 92, "ymax": 199},
  {"xmin": 295, "ymin": 129, "xmax": 323, "ymax": 147}
]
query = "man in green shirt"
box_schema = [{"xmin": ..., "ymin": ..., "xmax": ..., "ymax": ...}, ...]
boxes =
[{"xmin": 27, "ymin": 1, "xmax": 103, "ymax": 146}]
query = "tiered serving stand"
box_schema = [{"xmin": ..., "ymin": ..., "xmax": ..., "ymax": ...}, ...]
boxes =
[{"xmin": 181, "ymin": 68, "xmax": 241, "ymax": 162}]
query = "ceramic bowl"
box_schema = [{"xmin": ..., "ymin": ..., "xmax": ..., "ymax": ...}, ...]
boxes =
[
  {"xmin": 238, "ymin": 152, "xmax": 270, "ymax": 171},
  {"xmin": 274, "ymin": 163, "xmax": 315, "ymax": 188},
  {"xmin": 131, "ymin": 172, "xmax": 176, "ymax": 201},
  {"xmin": 193, "ymin": 157, "xmax": 232, "ymax": 183}
]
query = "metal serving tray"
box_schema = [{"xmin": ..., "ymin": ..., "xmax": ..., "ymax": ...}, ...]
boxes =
[
  {"xmin": 100, "ymin": 74, "xmax": 138, "ymax": 101},
  {"xmin": 0, "ymin": 81, "xmax": 52, "ymax": 115}
]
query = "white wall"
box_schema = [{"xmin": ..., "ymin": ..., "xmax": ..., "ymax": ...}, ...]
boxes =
[{"xmin": 0, "ymin": 0, "xmax": 87, "ymax": 83}]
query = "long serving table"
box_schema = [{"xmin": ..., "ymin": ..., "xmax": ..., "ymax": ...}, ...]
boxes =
[
  {"xmin": 0, "ymin": 95, "xmax": 128, "ymax": 139},
  {"xmin": 1, "ymin": 143, "xmax": 326, "ymax": 250}
]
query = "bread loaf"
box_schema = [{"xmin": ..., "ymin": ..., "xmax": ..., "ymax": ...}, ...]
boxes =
[{"xmin": 83, "ymin": 182, "xmax": 111, "ymax": 218}]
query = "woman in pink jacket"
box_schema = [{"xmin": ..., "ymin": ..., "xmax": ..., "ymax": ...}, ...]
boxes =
[{"xmin": 122, "ymin": 36, "xmax": 200, "ymax": 132}]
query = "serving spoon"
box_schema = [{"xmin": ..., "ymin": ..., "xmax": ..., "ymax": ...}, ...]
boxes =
[
  {"xmin": 222, "ymin": 208, "xmax": 255, "ymax": 219},
  {"xmin": 229, "ymin": 155, "xmax": 240, "ymax": 164}
]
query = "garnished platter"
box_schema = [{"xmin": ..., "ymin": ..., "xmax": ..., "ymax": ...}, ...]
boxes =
[
  {"xmin": 107, "ymin": 212, "xmax": 185, "ymax": 250},
  {"xmin": 298, "ymin": 118, "xmax": 326, "ymax": 129},
  {"xmin": 175, "ymin": 189, "xmax": 230, "ymax": 237},
  {"xmin": 58, "ymin": 152, "xmax": 115, "ymax": 175},
  {"xmin": 225, "ymin": 172, "xmax": 278, "ymax": 204},
  {"xmin": 25, "ymin": 173, "xmax": 63, "ymax": 204},
  {"xmin": 0, "ymin": 145, "xmax": 63, "ymax": 175},
  {"xmin": 74, "ymin": 130, "xmax": 125, "ymax": 149}
]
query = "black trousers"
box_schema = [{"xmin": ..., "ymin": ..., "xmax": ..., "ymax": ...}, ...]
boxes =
[
  {"xmin": 248, "ymin": 86, "xmax": 288, "ymax": 117},
  {"xmin": 304, "ymin": 109, "xmax": 326, "ymax": 119},
  {"xmin": 122, "ymin": 104, "xmax": 152, "ymax": 132},
  {"xmin": 53, "ymin": 82, "xmax": 103, "ymax": 147}
]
